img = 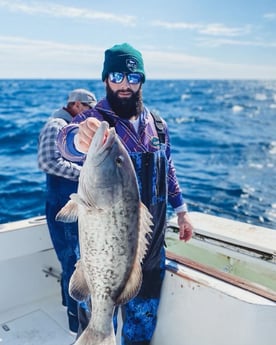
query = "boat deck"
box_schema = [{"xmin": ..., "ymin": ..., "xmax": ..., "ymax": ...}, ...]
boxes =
[
  {"xmin": 1, "ymin": 260, "xmax": 275, "ymax": 345},
  {"xmin": 0, "ymin": 292, "xmax": 75, "ymax": 345},
  {"xmin": 0, "ymin": 217, "xmax": 77, "ymax": 344}
]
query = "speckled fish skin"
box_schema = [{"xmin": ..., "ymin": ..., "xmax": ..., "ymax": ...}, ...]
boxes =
[{"xmin": 57, "ymin": 121, "xmax": 152, "ymax": 345}]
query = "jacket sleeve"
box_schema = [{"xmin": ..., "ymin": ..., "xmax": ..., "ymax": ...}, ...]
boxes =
[
  {"xmin": 57, "ymin": 123, "xmax": 86, "ymax": 163},
  {"xmin": 38, "ymin": 118, "xmax": 81, "ymax": 181},
  {"xmin": 164, "ymin": 121, "xmax": 188, "ymax": 211},
  {"xmin": 56, "ymin": 111, "xmax": 91, "ymax": 163}
]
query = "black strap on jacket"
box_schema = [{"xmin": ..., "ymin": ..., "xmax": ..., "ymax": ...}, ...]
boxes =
[
  {"xmin": 97, "ymin": 109, "xmax": 116, "ymax": 127},
  {"xmin": 151, "ymin": 112, "xmax": 165, "ymax": 144}
]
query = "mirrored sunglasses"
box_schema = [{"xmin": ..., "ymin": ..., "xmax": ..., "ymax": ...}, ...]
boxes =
[{"xmin": 108, "ymin": 72, "xmax": 142, "ymax": 85}]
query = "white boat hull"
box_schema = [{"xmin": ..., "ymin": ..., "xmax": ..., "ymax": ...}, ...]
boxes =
[
  {"xmin": 0, "ymin": 213, "xmax": 275, "ymax": 345},
  {"xmin": 153, "ymin": 259, "xmax": 275, "ymax": 345}
]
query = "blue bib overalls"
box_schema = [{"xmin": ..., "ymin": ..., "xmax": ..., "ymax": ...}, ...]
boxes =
[{"xmin": 119, "ymin": 148, "xmax": 167, "ymax": 345}]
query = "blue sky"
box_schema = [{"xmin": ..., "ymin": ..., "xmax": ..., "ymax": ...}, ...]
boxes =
[{"xmin": 0, "ymin": 0, "xmax": 276, "ymax": 79}]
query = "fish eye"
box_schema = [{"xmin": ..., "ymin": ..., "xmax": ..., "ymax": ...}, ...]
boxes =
[{"xmin": 115, "ymin": 155, "xmax": 124, "ymax": 166}]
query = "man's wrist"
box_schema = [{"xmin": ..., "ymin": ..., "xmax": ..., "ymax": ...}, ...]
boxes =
[{"xmin": 174, "ymin": 203, "xmax": 188, "ymax": 214}]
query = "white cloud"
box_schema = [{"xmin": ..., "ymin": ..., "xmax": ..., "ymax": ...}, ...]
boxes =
[
  {"xmin": 0, "ymin": 0, "xmax": 136, "ymax": 25},
  {"xmin": 143, "ymin": 49, "xmax": 276, "ymax": 79},
  {"xmin": 263, "ymin": 13, "xmax": 276, "ymax": 20},
  {"xmin": 0, "ymin": 35, "xmax": 275, "ymax": 79},
  {"xmin": 198, "ymin": 23, "xmax": 251, "ymax": 37},
  {"xmin": 0, "ymin": 35, "xmax": 102, "ymax": 57},
  {"xmin": 152, "ymin": 20, "xmax": 251, "ymax": 37},
  {"xmin": 0, "ymin": 35, "xmax": 104, "ymax": 78},
  {"xmin": 152, "ymin": 20, "xmax": 202, "ymax": 31},
  {"xmin": 197, "ymin": 37, "xmax": 276, "ymax": 48},
  {"xmin": 144, "ymin": 51, "xmax": 276, "ymax": 79}
]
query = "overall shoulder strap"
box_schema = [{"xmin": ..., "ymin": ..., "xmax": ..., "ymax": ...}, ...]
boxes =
[
  {"xmin": 151, "ymin": 112, "xmax": 165, "ymax": 144},
  {"xmin": 97, "ymin": 109, "xmax": 116, "ymax": 127}
]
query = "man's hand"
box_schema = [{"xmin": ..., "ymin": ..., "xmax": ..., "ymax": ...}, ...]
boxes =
[
  {"xmin": 75, "ymin": 118, "xmax": 101, "ymax": 153},
  {"xmin": 177, "ymin": 212, "xmax": 194, "ymax": 242}
]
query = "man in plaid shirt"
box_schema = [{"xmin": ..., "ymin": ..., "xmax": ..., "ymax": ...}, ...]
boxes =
[{"xmin": 37, "ymin": 88, "xmax": 97, "ymax": 334}]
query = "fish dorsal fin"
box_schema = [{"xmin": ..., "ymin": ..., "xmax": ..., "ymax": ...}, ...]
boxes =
[
  {"xmin": 137, "ymin": 202, "xmax": 153, "ymax": 263},
  {"xmin": 69, "ymin": 260, "xmax": 91, "ymax": 302},
  {"xmin": 115, "ymin": 203, "xmax": 153, "ymax": 305},
  {"xmin": 55, "ymin": 197, "xmax": 79, "ymax": 223}
]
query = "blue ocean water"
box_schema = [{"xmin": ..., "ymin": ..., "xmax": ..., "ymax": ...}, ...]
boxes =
[{"xmin": 0, "ymin": 79, "xmax": 275, "ymax": 230}]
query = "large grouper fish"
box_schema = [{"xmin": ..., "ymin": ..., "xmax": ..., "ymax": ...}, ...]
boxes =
[{"xmin": 56, "ymin": 121, "xmax": 153, "ymax": 345}]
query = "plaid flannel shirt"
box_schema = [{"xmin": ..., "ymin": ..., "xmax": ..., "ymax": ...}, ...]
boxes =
[{"xmin": 38, "ymin": 108, "xmax": 81, "ymax": 181}]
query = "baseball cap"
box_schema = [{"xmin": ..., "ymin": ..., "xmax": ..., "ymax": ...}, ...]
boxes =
[{"xmin": 67, "ymin": 89, "xmax": 97, "ymax": 107}]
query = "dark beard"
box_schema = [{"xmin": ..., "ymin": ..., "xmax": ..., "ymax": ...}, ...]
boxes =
[{"xmin": 106, "ymin": 84, "xmax": 143, "ymax": 119}]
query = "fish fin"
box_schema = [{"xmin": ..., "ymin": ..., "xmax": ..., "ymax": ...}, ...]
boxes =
[
  {"xmin": 69, "ymin": 260, "xmax": 90, "ymax": 302},
  {"xmin": 137, "ymin": 202, "xmax": 153, "ymax": 263},
  {"xmin": 116, "ymin": 203, "xmax": 152, "ymax": 305},
  {"xmin": 71, "ymin": 192, "xmax": 99, "ymax": 210},
  {"xmin": 116, "ymin": 261, "xmax": 142, "ymax": 305},
  {"xmin": 70, "ymin": 193, "xmax": 89, "ymax": 207},
  {"xmin": 55, "ymin": 198, "xmax": 79, "ymax": 223},
  {"xmin": 69, "ymin": 193, "xmax": 81, "ymax": 203}
]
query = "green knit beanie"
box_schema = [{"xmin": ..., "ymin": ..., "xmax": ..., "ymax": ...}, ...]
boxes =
[{"xmin": 102, "ymin": 43, "xmax": 145, "ymax": 83}]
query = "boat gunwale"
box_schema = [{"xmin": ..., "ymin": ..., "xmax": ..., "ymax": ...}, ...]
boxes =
[
  {"xmin": 168, "ymin": 212, "xmax": 276, "ymax": 256},
  {"xmin": 166, "ymin": 250, "xmax": 276, "ymax": 302}
]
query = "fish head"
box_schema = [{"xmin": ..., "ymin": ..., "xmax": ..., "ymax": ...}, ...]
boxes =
[{"xmin": 79, "ymin": 121, "xmax": 139, "ymax": 209}]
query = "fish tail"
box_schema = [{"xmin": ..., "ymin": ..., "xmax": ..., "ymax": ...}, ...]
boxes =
[{"xmin": 74, "ymin": 327, "xmax": 116, "ymax": 345}]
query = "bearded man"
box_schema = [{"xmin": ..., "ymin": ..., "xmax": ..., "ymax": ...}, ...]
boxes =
[{"xmin": 57, "ymin": 43, "xmax": 193, "ymax": 345}]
